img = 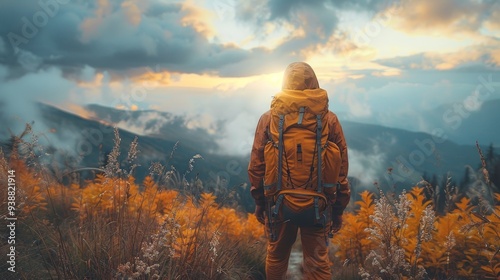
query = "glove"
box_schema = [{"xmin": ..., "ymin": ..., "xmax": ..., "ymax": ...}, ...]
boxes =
[
  {"xmin": 254, "ymin": 205, "xmax": 265, "ymax": 225},
  {"xmin": 331, "ymin": 215, "xmax": 343, "ymax": 233}
]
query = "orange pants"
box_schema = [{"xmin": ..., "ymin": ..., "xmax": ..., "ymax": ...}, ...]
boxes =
[{"xmin": 266, "ymin": 220, "xmax": 331, "ymax": 279}]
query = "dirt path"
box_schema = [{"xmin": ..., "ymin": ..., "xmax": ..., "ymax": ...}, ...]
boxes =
[{"xmin": 286, "ymin": 244, "xmax": 303, "ymax": 279}]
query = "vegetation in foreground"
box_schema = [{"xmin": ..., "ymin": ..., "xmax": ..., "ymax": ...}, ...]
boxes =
[{"xmin": 0, "ymin": 126, "xmax": 498, "ymax": 279}]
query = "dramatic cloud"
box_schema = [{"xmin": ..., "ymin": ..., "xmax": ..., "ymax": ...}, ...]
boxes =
[
  {"xmin": 0, "ymin": 0, "xmax": 398, "ymax": 79},
  {"xmin": 2, "ymin": 0, "xmax": 496, "ymax": 79},
  {"xmin": 0, "ymin": 0, "xmax": 296, "ymax": 77},
  {"xmin": 374, "ymin": 45, "xmax": 500, "ymax": 71},
  {"xmin": 389, "ymin": 0, "xmax": 500, "ymax": 36},
  {"xmin": 231, "ymin": 0, "xmax": 397, "ymax": 60},
  {"xmin": 1, "ymin": 0, "xmax": 499, "ymax": 164}
]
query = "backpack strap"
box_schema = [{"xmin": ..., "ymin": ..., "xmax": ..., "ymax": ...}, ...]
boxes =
[
  {"xmin": 314, "ymin": 197, "xmax": 320, "ymax": 220},
  {"xmin": 277, "ymin": 114, "xmax": 285, "ymax": 192},
  {"xmin": 272, "ymin": 115, "xmax": 286, "ymax": 217},
  {"xmin": 315, "ymin": 115, "xmax": 323, "ymax": 221},
  {"xmin": 316, "ymin": 115, "xmax": 322, "ymax": 194},
  {"xmin": 273, "ymin": 194, "xmax": 284, "ymax": 217}
]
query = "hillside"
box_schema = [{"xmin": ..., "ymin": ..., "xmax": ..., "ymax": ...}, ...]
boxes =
[
  {"xmin": 1, "ymin": 103, "xmax": 255, "ymax": 210},
  {"xmin": 336, "ymin": 98, "xmax": 500, "ymax": 147},
  {"xmin": 1, "ymin": 103, "xmax": 492, "ymax": 211},
  {"xmin": 343, "ymin": 120, "xmax": 481, "ymax": 188},
  {"xmin": 85, "ymin": 104, "xmax": 483, "ymax": 188}
]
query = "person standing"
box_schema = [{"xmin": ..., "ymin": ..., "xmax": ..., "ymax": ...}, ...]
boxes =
[{"xmin": 248, "ymin": 62, "xmax": 350, "ymax": 279}]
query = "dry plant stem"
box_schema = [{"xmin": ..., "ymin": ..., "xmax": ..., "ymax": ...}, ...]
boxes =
[{"xmin": 476, "ymin": 141, "xmax": 491, "ymax": 185}]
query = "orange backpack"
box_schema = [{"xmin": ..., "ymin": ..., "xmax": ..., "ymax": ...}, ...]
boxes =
[{"xmin": 263, "ymin": 88, "xmax": 342, "ymax": 228}]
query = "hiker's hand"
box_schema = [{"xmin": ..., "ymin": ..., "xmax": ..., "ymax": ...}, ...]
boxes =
[
  {"xmin": 331, "ymin": 215, "xmax": 343, "ymax": 233},
  {"xmin": 254, "ymin": 205, "xmax": 265, "ymax": 225}
]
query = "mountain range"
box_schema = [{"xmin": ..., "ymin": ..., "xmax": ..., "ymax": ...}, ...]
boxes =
[
  {"xmin": 1, "ymin": 101, "xmax": 498, "ymax": 211},
  {"xmin": 336, "ymin": 98, "xmax": 500, "ymax": 147}
]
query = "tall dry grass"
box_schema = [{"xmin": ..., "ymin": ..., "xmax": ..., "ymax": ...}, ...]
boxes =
[
  {"xmin": 2, "ymin": 125, "xmax": 499, "ymax": 279},
  {"xmin": 332, "ymin": 181, "xmax": 499, "ymax": 279},
  {"xmin": 0, "ymin": 127, "xmax": 265, "ymax": 279}
]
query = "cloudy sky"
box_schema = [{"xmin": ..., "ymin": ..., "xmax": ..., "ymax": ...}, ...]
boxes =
[{"xmin": 0, "ymin": 0, "xmax": 499, "ymax": 156}]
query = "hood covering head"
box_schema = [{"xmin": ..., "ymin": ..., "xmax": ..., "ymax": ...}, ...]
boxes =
[{"xmin": 282, "ymin": 62, "xmax": 319, "ymax": 90}]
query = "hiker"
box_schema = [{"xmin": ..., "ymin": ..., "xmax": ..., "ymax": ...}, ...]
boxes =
[{"xmin": 248, "ymin": 62, "xmax": 350, "ymax": 279}]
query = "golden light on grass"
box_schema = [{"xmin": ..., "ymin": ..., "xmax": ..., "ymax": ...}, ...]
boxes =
[{"xmin": 2, "ymin": 117, "xmax": 498, "ymax": 280}]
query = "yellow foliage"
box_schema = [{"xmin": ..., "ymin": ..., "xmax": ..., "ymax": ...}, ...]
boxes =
[
  {"xmin": 245, "ymin": 213, "xmax": 265, "ymax": 239},
  {"xmin": 333, "ymin": 190, "xmax": 376, "ymax": 264},
  {"xmin": 355, "ymin": 190, "xmax": 375, "ymax": 229},
  {"xmin": 8, "ymin": 159, "xmax": 47, "ymax": 215},
  {"xmin": 5, "ymin": 152, "xmax": 499, "ymax": 279},
  {"xmin": 402, "ymin": 186, "xmax": 433, "ymax": 265}
]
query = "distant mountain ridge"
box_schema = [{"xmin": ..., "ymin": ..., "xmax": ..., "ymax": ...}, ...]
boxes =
[
  {"xmin": 84, "ymin": 104, "xmax": 484, "ymax": 189},
  {"xmin": 0, "ymin": 103, "xmax": 491, "ymax": 211},
  {"xmin": 85, "ymin": 104, "xmax": 220, "ymax": 153},
  {"xmin": 336, "ymin": 98, "xmax": 500, "ymax": 147},
  {"xmin": 342, "ymin": 120, "xmax": 481, "ymax": 187}
]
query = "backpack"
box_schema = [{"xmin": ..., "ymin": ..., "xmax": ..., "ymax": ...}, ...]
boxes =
[{"xmin": 263, "ymin": 88, "xmax": 342, "ymax": 229}]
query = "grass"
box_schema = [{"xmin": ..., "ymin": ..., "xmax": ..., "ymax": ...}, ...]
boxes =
[
  {"xmin": 1, "ymin": 126, "xmax": 499, "ymax": 279},
  {"xmin": 0, "ymin": 127, "xmax": 266, "ymax": 279}
]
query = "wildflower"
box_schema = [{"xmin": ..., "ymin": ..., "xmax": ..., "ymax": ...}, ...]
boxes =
[
  {"xmin": 362, "ymin": 191, "xmax": 413, "ymax": 279},
  {"xmin": 445, "ymin": 231, "xmax": 456, "ymax": 266},
  {"xmin": 419, "ymin": 205, "xmax": 435, "ymax": 243},
  {"xmin": 209, "ymin": 230, "xmax": 221, "ymax": 262},
  {"xmin": 126, "ymin": 136, "xmax": 140, "ymax": 174},
  {"xmin": 105, "ymin": 127, "xmax": 121, "ymax": 177}
]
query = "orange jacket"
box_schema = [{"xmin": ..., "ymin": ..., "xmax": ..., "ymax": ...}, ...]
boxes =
[{"xmin": 247, "ymin": 62, "xmax": 350, "ymax": 216}]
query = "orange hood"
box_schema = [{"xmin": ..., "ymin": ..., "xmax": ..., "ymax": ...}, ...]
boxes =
[{"xmin": 281, "ymin": 62, "xmax": 319, "ymax": 90}]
